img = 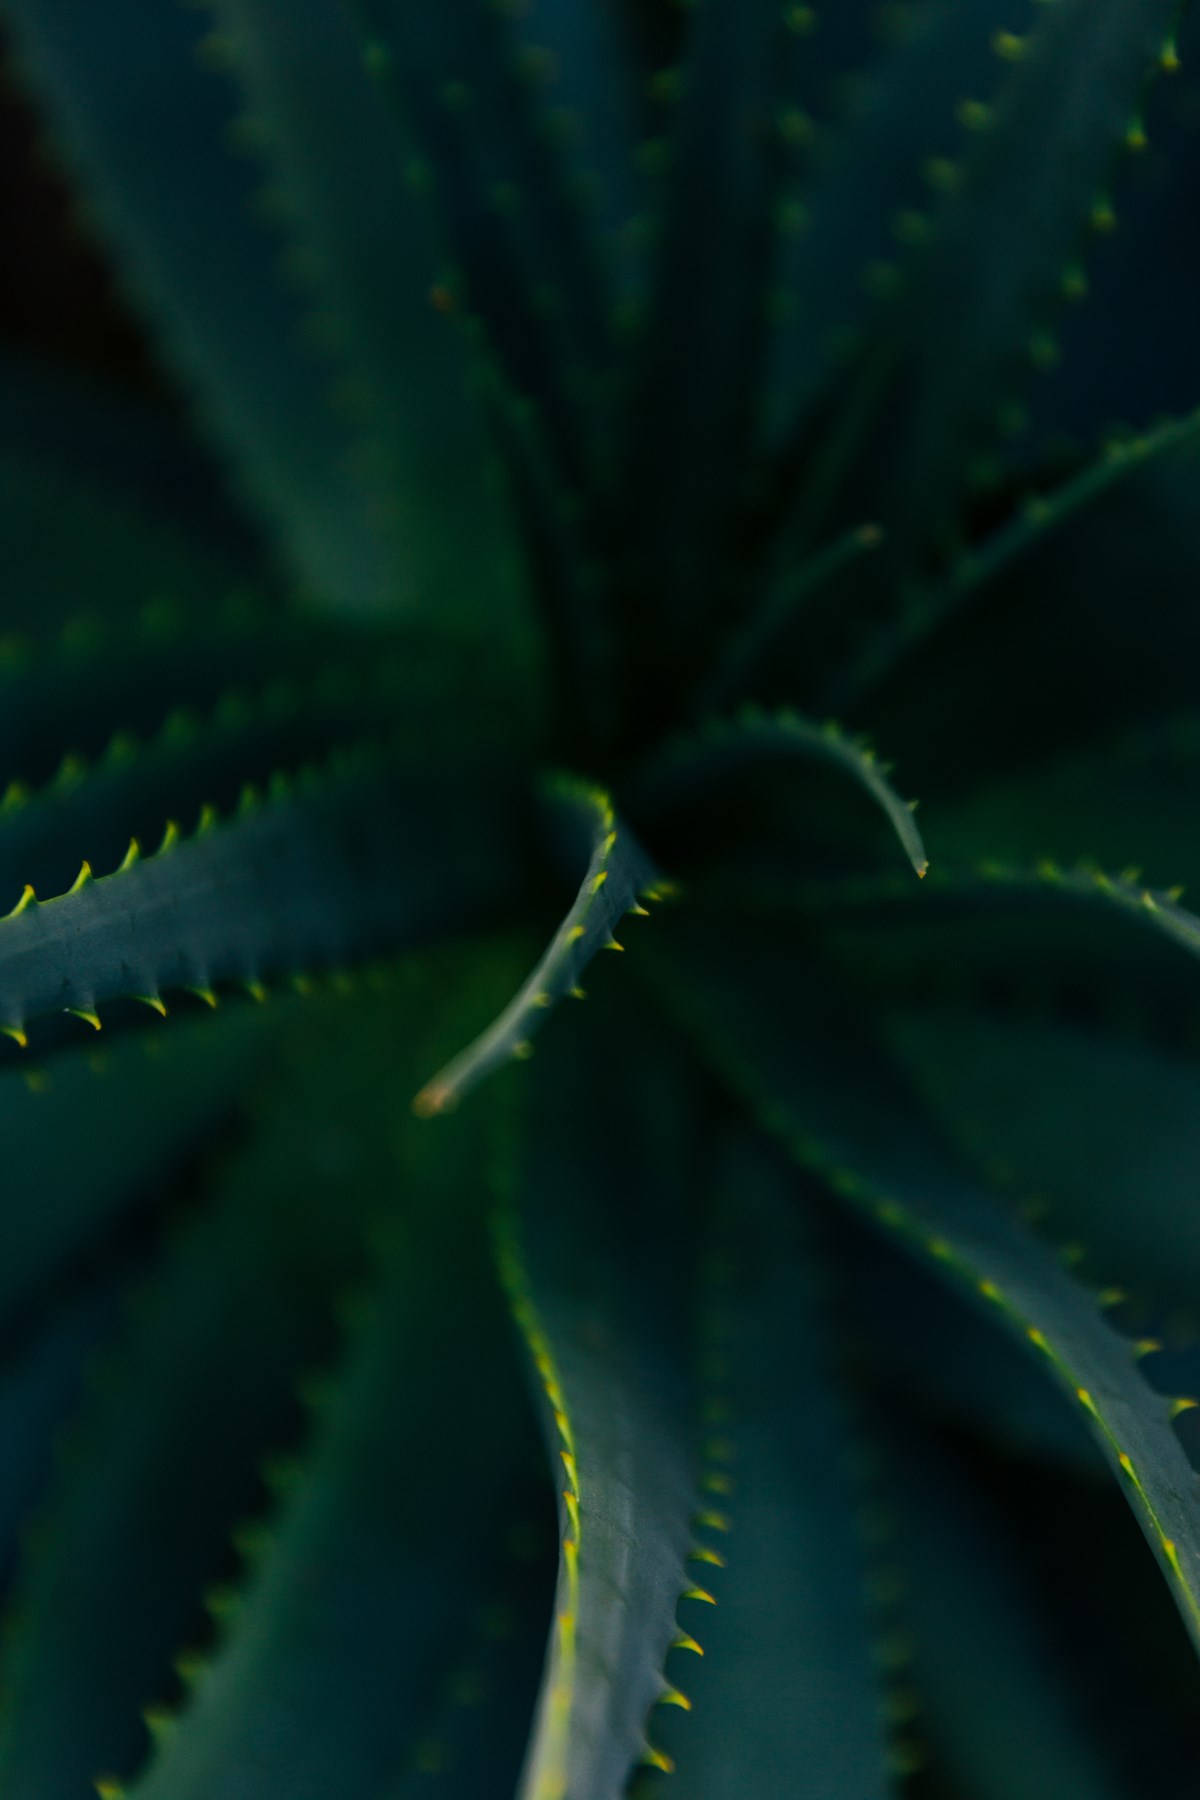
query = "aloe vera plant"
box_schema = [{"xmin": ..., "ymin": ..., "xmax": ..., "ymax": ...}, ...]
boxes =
[{"xmin": 2, "ymin": 0, "xmax": 1200, "ymax": 1793}]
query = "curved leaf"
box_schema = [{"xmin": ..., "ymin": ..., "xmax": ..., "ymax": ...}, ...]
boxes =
[
  {"xmin": 357, "ymin": 0, "xmax": 615, "ymax": 491},
  {"xmin": 763, "ymin": 0, "xmax": 1010, "ymax": 449},
  {"xmin": 628, "ymin": 706, "xmax": 927, "ymax": 879},
  {"xmin": 650, "ymin": 1131, "xmax": 894, "ymax": 1798},
  {"xmin": 885, "ymin": 1009, "xmax": 1200, "ymax": 1320},
  {"xmin": 413, "ymin": 779, "xmax": 659, "ymax": 1116},
  {"xmin": 127, "ymin": 1022, "xmax": 544, "ymax": 1800},
  {"xmin": 0, "ymin": 1012, "xmax": 271, "ymax": 1331},
  {"xmin": 201, "ymin": 0, "xmax": 528, "ymax": 631},
  {"xmin": 500, "ymin": 990, "xmax": 705, "ymax": 1799},
  {"xmin": 648, "ymin": 921, "xmax": 1200, "ymax": 1658},
  {"xmin": 874, "ymin": 0, "xmax": 1183, "ymax": 554},
  {"xmin": 0, "ymin": 744, "xmax": 523, "ymax": 1053},
  {"xmin": 2, "ymin": 1, "xmax": 402, "ymax": 614},
  {"xmin": 836, "ymin": 405, "xmax": 1200, "ymax": 710}
]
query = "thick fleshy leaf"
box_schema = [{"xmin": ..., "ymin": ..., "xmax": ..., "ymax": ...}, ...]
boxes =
[
  {"xmin": 628, "ymin": 706, "xmax": 927, "ymax": 879},
  {"xmin": 834, "ymin": 404, "xmax": 1200, "ymax": 712},
  {"xmin": 889, "ymin": 1435, "xmax": 1127, "ymax": 1800},
  {"xmin": 763, "ymin": 0, "xmax": 1010, "ymax": 449},
  {"xmin": 842, "ymin": 1217, "xmax": 1103, "ymax": 1474},
  {"xmin": 871, "ymin": 0, "xmax": 1183, "ymax": 555},
  {"xmin": 0, "ymin": 1012, "xmax": 271, "ymax": 1331},
  {"xmin": 357, "ymin": 0, "xmax": 616, "ymax": 491},
  {"xmin": 0, "ymin": 661, "xmax": 418, "ymax": 906},
  {"xmin": 0, "ymin": 744, "xmax": 524, "ymax": 1054},
  {"xmin": 650, "ymin": 1131, "xmax": 894, "ymax": 1798},
  {"xmin": 645, "ymin": 921, "xmax": 1200, "ymax": 1658},
  {"xmin": 614, "ymin": 0, "xmax": 786, "ymax": 669},
  {"xmin": 0, "ymin": 446, "xmax": 255, "ymax": 639},
  {"xmin": 0, "ymin": 992, "xmax": 377, "ymax": 1797},
  {"xmin": 3, "ymin": 1, "xmax": 421, "ymax": 615},
  {"xmin": 885, "ymin": 1010, "xmax": 1200, "ymax": 1320},
  {"xmin": 413, "ymin": 779, "xmax": 658, "ymax": 1116},
  {"xmin": 200, "ymin": 0, "xmax": 528, "ymax": 630},
  {"xmin": 0, "ymin": 596, "xmax": 369, "ymax": 801},
  {"xmin": 126, "ymin": 983, "xmax": 546, "ymax": 1800},
  {"xmin": 501, "ymin": 988, "xmax": 705, "ymax": 1799}
]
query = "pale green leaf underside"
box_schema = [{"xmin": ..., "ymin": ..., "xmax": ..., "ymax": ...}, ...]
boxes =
[{"xmin": 501, "ymin": 996, "xmax": 703, "ymax": 1800}]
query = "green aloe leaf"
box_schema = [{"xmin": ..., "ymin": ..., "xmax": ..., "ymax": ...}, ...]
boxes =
[
  {"xmin": 647, "ymin": 920, "xmax": 1200, "ymax": 1657},
  {"xmin": 628, "ymin": 706, "xmax": 927, "ymax": 879},
  {"xmin": 413, "ymin": 780, "xmax": 659, "ymax": 1116},
  {"xmin": 874, "ymin": 0, "xmax": 1183, "ymax": 555},
  {"xmin": 0, "ymin": 1014, "xmax": 272, "ymax": 1329},
  {"xmin": 0, "ymin": 999, "xmax": 371, "ymax": 1797},
  {"xmin": 0, "ymin": 746, "xmax": 522, "ymax": 1052},
  {"xmin": 835, "ymin": 404, "xmax": 1200, "ymax": 711},
  {"xmin": 885, "ymin": 1009, "xmax": 1200, "ymax": 1319},
  {"xmin": 648, "ymin": 1130, "xmax": 895, "ymax": 1798},
  {"xmin": 500, "ymin": 989, "xmax": 705, "ymax": 1799},
  {"xmin": 357, "ymin": 0, "xmax": 616, "ymax": 492},
  {"xmin": 616, "ymin": 0, "xmax": 784, "ymax": 652},
  {"xmin": 125, "ymin": 1005, "xmax": 545, "ymax": 1800},
  {"xmin": 2, "ymin": 2, "xmax": 411, "ymax": 615},
  {"xmin": 199, "ymin": 0, "xmax": 528, "ymax": 632},
  {"xmin": 764, "ymin": 0, "xmax": 1008, "ymax": 450}
]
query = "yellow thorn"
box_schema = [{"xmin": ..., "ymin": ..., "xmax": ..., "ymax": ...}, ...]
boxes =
[
  {"xmin": 1, "ymin": 1023, "xmax": 28, "ymax": 1048},
  {"xmin": 590, "ymin": 869, "xmax": 609, "ymax": 893},
  {"xmin": 702, "ymin": 1471, "xmax": 734, "ymax": 1496},
  {"xmin": 1075, "ymin": 1388, "xmax": 1098, "ymax": 1416},
  {"xmin": 133, "ymin": 994, "xmax": 168, "ymax": 1018},
  {"xmin": 1134, "ymin": 1338, "xmax": 1163, "ymax": 1359},
  {"xmin": 1170, "ymin": 1397, "xmax": 1199, "ymax": 1418},
  {"xmin": 66, "ymin": 860, "xmax": 94, "ymax": 896},
  {"xmin": 5, "ymin": 884, "xmax": 37, "ymax": 920},
  {"xmin": 157, "ymin": 819, "xmax": 181, "ymax": 855},
  {"xmin": 1118, "ymin": 1452, "xmax": 1135, "ymax": 1477},
  {"xmin": 629, "ymin": 903, "xmax": 650, "ymax": 917},
  {"xmin": 197, "ymin": 802, "xmax": 220, "ymax": 834},
  {"xmin": 671, "ymin": 1632, "xmax": 704, "ymax": 1656},
  {"xmin": 186, "ymin": 985, "xmax": 219, "ymax": 1010},
  {"xmin": 118, "ymin": 837, "xmax": 142, "ymax": 873},
  {"xmin": 67, "ymin": 1008, "xmax": 102, "ymax": 1032},
  {"xmin": 94, "ymin": 1781, "xmax": 125, "ymax": 1800},
  {"xmin": 512, "ymin": 1039, "xmax": 534, "ymax": 1061},
  {"xmin": 569, "ymin": 985, "xmax": 587, "ymax": 999},
  {"xmin": 682, "ymin": 1586, "xmax": 717, "ymax": 1605},
  {"xmin": 565, "ymin": 923, "xmax": 586, "ymax": 944},
  {"xmin": 244, "ymin": 978, "xmax": 268, "ymax": 1003},
  {"xmin": 694, "ymin": 1508, "xmax": 731, "ymax": 1533},
  {"xmin": 659, "ymin": 1685, "xmax": 692, "ymax": 1711},
  {"xmin": 1026, "ymin": 1327, "xmax": 1049, "ymax": 1351},
  {"xmin": 604, "ymin": 937, "xmax": 625, "ymax": 952},
  {"xmin": 642, "ymin": 1746, "xmax": 675, "ymax": 1774},
  {"xmin": 689, "ymin": 1544, "xmax": 726, "ymax": 1568}
]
